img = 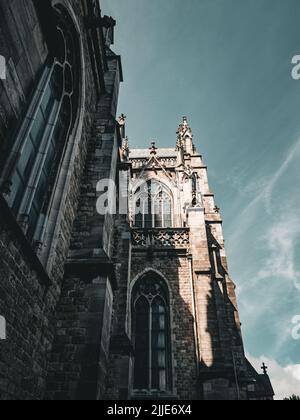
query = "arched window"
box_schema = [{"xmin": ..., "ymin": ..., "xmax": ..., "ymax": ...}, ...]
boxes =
[
  {"xmin": 4, "ymin": 6, "xmax": 80, "ymax": 246},
  {"xmin": 133, "ymin": 180, "xmax": 173, "ymax": 229},
  {"xmin": 132, "ymin": 275, "xmax": 172, "ymax": 392}
]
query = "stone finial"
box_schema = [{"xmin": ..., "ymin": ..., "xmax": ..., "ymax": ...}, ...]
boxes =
[
  {"xmin": 118, "ymin": 114, "xmax": 126, "ymax": 140},
  {"xmin": 176, "ymin": 116, "xmax": 194, "ymax": 154},
  {"xmin": 101, "ymin": 16, "xmax": 116, "ymax": 29},
  {"xmin": 184, "ymin": 164, "xmax": 193, "ymax": 178},
  {"xmin": 261, "ymin": 363, "xmax": 268, "ymax": 375},
  {"xmin": 118, "ymin": 114, "xmax": 126, "ymax": 126},
  {"xmin": 101, "ymin": 16, "xmax": 116, "ymax": 48},
  {"xmin": 149, "ymin": 141, "xmax": 157, "ymax": 156}
]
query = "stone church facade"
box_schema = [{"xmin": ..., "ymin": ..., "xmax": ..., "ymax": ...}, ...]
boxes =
[{"xmin": 0, "ymin": 0, "xmax": 273, "ymax": 400}]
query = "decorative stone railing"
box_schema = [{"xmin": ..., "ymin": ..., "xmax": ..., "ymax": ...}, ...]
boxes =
[
  {"xmin": 131, "ymin": 157, "xmax": 177, "ymax": 169},
  {"xmin": 132, "ymin": 228, "xmax": 190, "ymax": 249}
]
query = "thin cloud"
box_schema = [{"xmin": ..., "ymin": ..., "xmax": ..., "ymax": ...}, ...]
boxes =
[
  {"xmin": 264, "ymin": 137, "xmax": 300, "ymax": 213},
  {"xmin": 228, "ymin": 135, "xmax": 300, "ymax": 249},
  {"xmin": 256, "ymin": 217, "xmax": 300, "ymax": 291},
  {"xmin": 226, "ymin": 136, "xmax": 300, "ymax": 362},
  {"xmin": 236, "ymin": 215, "xmax": 300, "ymax": 355}
]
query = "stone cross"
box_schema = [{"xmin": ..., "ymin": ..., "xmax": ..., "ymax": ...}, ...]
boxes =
[{"xmin": 261, "ymin": 362, "xmax": 268, "ymax": 375}]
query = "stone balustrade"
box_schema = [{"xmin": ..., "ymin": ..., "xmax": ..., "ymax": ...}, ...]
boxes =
[{"xmin": 132, "ymin": 228, "xmax": 190, "ymax": 249}]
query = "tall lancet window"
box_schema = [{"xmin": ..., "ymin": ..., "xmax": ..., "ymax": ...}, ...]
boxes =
[
  {"xmin": 132, "ymin": 276, "xmax": 172, "ymax": 393},
  {"xmin": 3, "ymin": 5, "xmax": 80, "ymax": 245},
  {"xmin": 133, "ymin": 180, "xmax": 173, "ymax": 228}
]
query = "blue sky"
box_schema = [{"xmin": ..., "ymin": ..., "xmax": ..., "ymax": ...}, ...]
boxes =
[{"xmin": 101, "ymin": 0, "xmax": 300, "ymax": 397}]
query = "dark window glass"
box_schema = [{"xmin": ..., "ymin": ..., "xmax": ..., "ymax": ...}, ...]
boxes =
[
  {"xmin": 9, "ymin": 171, "xmax": 25, "ymax": 212},
  {"xmin": 6, "ymin": 6, "xmax": 80, "ymax": 246},
  {"xmin": 163, "ymin": 195, "xmax": 172, "ymax": 228},
  {"xmin": 134, "ymin": 297, "xmax": 150, "ymax": 390},
  {"xmin": 154, "ymin": 199, "xmax": 162, "ymax": 228},
  {"xmin": 27, "ymin": 203, "xmax": 39, "ymax": 241},
  {"xmin": 30, "ymin": 109, "xmax": 46, "ymax": 148},
  {"xmin": 18, "ymin": 138, "xmax": 36, "ymax": 179},
  {"xmin": 151, "ymin": 297, "xmax": 167, "ymax": 390},
  {"xmin": 41, "ymin": 83, "xmax": 55, "ymax": 118},
  {"xmin": 133, "ymin": 277, "xmax": 171, "ymax": 393},
  {"xmin": 133, "ymin": 181, "xmax": 172, "ymax": 228},
  {"xmin": 135, "ymin": 203, "xmax": 143, "ymax": 228},
  {"xmin": 144, "ymin": 213, "xmax": 152, "ymax": 229}
]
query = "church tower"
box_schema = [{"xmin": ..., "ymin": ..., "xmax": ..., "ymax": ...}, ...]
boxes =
[
  {"xmin": 105, "ymin": 117, "xmax": 274, "ymax": 401},
  {"xmin": 0, "ymin": 0, "xmax": 274, "ymax": 400}
]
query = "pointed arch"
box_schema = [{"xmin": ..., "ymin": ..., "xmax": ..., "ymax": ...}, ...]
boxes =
[
  {"xmin": 3, "ymin": 0, "xmax": 84, "ymax": 263},
  {"xmin": 41, "ymin": 0, "xmax": 87, "ymax": 270},
  {"xmin": 132, "ymin": 179, "xmax": 174, "ymax": 228},
  {"xmin": 131, "ymin": 270, "xmax": 173, "ymax": 393}
]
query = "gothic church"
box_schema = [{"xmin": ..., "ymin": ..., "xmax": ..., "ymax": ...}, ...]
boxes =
[{"xmin": 0, "ymin": 0, "xmax": 274, "ymax": 400}]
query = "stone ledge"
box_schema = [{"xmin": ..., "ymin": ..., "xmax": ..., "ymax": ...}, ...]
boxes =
[
  {"xmin": 130, "ymin": 392, "xmax": 179, "ymax": 401},
  {"xmin": 65, "ymin": 257, "xmax": 117, "ymax": 290}
]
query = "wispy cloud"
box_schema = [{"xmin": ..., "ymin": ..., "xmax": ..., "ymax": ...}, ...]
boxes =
[
  {"xmin": 257, "ymin": 217, "xmax": 300, "ymax": 292},
  {"xmin": 227, "ymin": 135, "xmax": 300, "ymax": 250},
  {"xmin": 239, "ymin": 216, "xmax": 300, "ymax": 355},
  {"xmin": 263, "ymin": 137, "xmax": 300, "ymax": 213},
  {"xmin": 226, "ymin": 135, "xmax": 300, "ymax": 362},
  {"xmin": 237, "ymin": 215, "xmax": 300, "ymax": 296}
]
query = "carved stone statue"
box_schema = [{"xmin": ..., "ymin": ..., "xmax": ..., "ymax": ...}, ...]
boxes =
[
  {"xmin": 120, "ymin": 136, "xmax": 129, "ymax": 162},
  {"xmin": 176, "ymin": 116, "xmax": 194, "ymax": 154}
]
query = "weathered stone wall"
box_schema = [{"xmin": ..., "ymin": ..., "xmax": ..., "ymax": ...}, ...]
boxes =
[
  {"xmin": 0, "ymin": 201, "xmax": 51, "ymax": 400},
  {"xmin": 68, "ymin": 51, "xmax": 122, "ymax": 261},
  {"xmin": 0, "ymin": 0, "xmax": 102, "ymax": 400},
  {"xmin": 103, "ymin": 213, "xmax": 132, "ymax": 400},
  {"xmin": 45, "ymin": 48, "xmax": 123, "ymax": 400},
  {"xmin": 44, "ymin": 273, "xmax": 113, "ymax": 400}
]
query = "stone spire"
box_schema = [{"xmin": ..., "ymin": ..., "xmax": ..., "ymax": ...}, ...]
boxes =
[
  {"xmin": 118, "ymin": 113, "xmax": 126, "ymax": 139},
  {"xmin": 176, "ymin": 116, "xmax": 194, "ymax": 155}
]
